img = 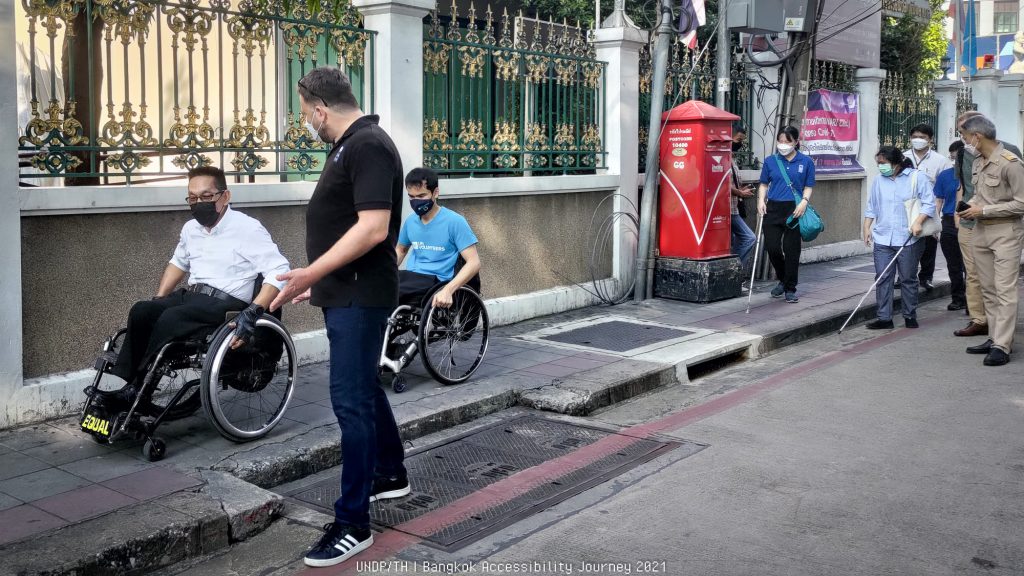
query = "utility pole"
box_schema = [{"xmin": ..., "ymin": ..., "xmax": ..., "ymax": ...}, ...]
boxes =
[
  {"xmin": 783, "ymin": 31, "xmax": 813, "ymax": 129},
  {"xmin": 633, "ymin": 0, "xmax": 674, "ymax": 302},
  {"xmin": 715, "ymin": 0, "xmax": 729, "ymax": 109}
]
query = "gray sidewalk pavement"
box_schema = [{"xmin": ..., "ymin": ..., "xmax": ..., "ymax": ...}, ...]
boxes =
[{"xmin": 0, "ymin": 252, "xmax": 968, "ymax": 574}]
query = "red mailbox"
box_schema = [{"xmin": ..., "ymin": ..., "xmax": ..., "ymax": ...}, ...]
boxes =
[{"xmin": 657, "ymin": 101, "xmax": 739, "ymax": 260}]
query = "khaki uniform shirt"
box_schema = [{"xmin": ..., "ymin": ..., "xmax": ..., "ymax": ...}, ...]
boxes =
[{"xmin": 970, "ymin": 144, "xmax": 1024, "ymax": 219}]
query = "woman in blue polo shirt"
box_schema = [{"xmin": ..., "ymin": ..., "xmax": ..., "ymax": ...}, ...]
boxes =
[{"xmin": 757, "ymin": 126, "xmax": 816, "ymax": 303}]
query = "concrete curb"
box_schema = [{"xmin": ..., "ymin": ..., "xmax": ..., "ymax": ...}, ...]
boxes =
[{"xmin": 1, "ymin": 471, "xmax": 282, "ymax": 576}]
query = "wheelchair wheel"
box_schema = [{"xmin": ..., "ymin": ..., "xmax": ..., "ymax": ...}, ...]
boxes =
[
  {"xmin": 418, "ymin": 286, "xmax": 489, "ymax": 385},
  {"xmin": 200, "ymin": 315, "xmax": 297, "ymax": 442}
]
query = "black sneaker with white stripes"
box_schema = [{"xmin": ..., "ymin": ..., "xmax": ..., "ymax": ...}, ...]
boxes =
[
  {"xmin": 370, "ymin": 474, "xmax": 411, "ymax": 502},
  {"xmin": 303, "ymin": 523, "xmax": 373, "ymax": 568}
]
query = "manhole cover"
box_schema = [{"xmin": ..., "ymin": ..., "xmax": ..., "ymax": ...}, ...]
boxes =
[
  {"xmin": 287, "ymin": 415, "xmax": 704, "ymax": 551},
  {"xmin": 539, "ymin": 320, "xmax": 694, "ymax": 352}
]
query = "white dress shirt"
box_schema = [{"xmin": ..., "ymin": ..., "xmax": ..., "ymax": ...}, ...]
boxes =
[
  {"xmin": 903, "ymin": 148, "xmax": 952, "ymax": 184},
  {"xmin": 170, "ymin": 206, "xmax": 290, "ymax": 302}
]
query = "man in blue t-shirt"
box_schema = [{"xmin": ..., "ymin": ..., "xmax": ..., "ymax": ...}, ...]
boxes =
[
  {"xmin": 933, "ymin": 140, "xmax": 966, "ymax": 310},
  {"xmin": 397, "ymin": 167, "xmax": 481, "ymax": 307}
]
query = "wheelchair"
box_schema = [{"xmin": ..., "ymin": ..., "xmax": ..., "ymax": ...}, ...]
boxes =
[
  {"xmin": 378, "ymin": 274, "xmax": 489, "ymax": 393},
  {"xmin": 80, "ymin": 303, "xmax": 297, "ymax": 462}
]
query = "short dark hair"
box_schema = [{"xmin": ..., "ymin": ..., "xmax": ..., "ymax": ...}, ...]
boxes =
[
  {"xmin": 949, "ymin": 140, "xmax": 964, "ymax": 154},
  {"xmin": 876, "ymin": 145, "xmax": 905, "ymax": 168},
  {"xmin": 188, "ymin": 166, "xmax": 228, "ymax": 191},
  {"xmin": 909, "ymin": 124, "xmax": 934, "ymax": 139},
  {"xmin": 405, "ymin": 167, "xmax": 439, "ymax": 191},
  {"xmin": 777, "ymin": 126, "xmax": 800, "ymax": 148},
  {"xmin": 732, "ymin": 122, "xmax": 747, "ymax": 135},
  {"xmin": 298, "ymin": 67, "xmax": 359, "ymax": 111}
]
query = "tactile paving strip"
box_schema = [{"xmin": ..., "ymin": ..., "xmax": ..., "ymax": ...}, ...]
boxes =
[
  {"xmin": 287, "ymin": 415, "xmax": 704, "ymax": 551},
  {"xmin": 539, "ymin": 320, "xmax": 694, "ymax": 352}
]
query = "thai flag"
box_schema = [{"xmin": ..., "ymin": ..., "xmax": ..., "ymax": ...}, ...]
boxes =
[{"xmin": 679, "ymin": 0, "xmax": 706, "ymax": 49}]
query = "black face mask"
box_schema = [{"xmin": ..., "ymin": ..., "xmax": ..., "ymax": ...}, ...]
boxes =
[
  {"xmin": 732, "ymin": 141, "xmax": 743, "ymax": 152},
  {"xmin": 191, "ymin": 201, "xmax": 221, "ymax": 228},
  {"xmin": 410, "ymin": 198, "xmax": 435, "ymax": 217}
]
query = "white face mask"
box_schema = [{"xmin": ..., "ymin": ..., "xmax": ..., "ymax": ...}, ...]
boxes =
[
  {"xmin": 962, "ymin": 135, "xmax": 978, "ymax": 156},
  {"xmin": 910, "ymin": 138, "xmax": 929, "ymax": 151},
  {"xmin": 777, "ymin": 143, "xmax": 794, "ymax": 156},
  {"xmin": 304, "ymin": 110, "xmax": 325, "ymax": 142}
]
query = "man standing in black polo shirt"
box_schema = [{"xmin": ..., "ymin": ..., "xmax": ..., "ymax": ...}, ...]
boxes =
[{"xmin": 270, "ymin": 67, "xmax": 408, "ymax": 568}]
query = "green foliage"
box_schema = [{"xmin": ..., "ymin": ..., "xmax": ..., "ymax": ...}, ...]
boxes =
[{"xmin": 879, "ymin": 0, "xmax": 949, "ymax": 87}]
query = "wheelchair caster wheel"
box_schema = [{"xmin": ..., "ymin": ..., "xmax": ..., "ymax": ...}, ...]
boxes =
[
  {"xmin": 142, "ymin": 438, "xmax": 166, "ymax": 462},
  {"xmin": 392, "ymin": 375, "xmax": 407, "ymax": 393}
]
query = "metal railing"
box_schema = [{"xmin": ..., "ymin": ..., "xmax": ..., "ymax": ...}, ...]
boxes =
[
  {"xmin": 809, "ymin": 60, "xmax": 857, "ymax": 93},
  {"xmin": 878, "ymin": 72, "xmax": 937, "ymax": 150},
  {"xmin": 637, "ymin": 41, "xmax": 756, "ymax": 172},
  {"xmin": 422, "ymin": 3, "xmax": 606, "ymax": 175},
  {"xmin": 16, "ymin": 0, "xmax": 374, "ymax": 186},
  {"xmin": 956, "ymin": 83, "xmax": 977, "ymax": 119}
]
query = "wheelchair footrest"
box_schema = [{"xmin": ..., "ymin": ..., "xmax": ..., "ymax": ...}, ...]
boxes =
[{"xmin": 94, "ymin": 350, "xmax": 119, "ymax": 371}]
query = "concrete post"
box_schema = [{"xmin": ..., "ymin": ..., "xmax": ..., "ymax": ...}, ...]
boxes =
[
  {"xmin": 996, "ymin": 74, "xmax": 1024, "ymax": 147},
  {"xmin": 970, "ymin": 68, "xmax": 1003, "ymax": 120},
  {"xmin": 0, "ymin": 0, "xmax": 24, "ymax": 420},
  {"xmin": 856, "ymin": 68, "xmax": 886, "ymax": 215},
  {"xmin": 593, "ymin": 26, "xmax": 648, "ymax": 284},
  {"xmin": 352, "ymin": 0, "xmax": 433, "ymax": 178},
  {"xmin": 933, "ymin": 79, "xmax": 960, "ymax": 153}
]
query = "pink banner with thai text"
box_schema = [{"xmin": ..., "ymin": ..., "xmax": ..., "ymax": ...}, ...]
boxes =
[{"xmin": 800, "ymin": 89, "xmax": 863, "ymax": 174}]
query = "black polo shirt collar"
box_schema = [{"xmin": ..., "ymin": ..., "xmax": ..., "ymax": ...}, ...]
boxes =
[{"xmin": 331, "ymin": 114, "xmax": 381, "ymax": 152}]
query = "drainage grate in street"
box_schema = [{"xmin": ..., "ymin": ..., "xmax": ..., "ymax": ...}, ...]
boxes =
[
  {"xmin": 539, "ymin": 320, "xmax": 694, "ymax": 352},
  {"xmin": 287, "ymin": 415, "xmax": 704, "ymax": 551}
]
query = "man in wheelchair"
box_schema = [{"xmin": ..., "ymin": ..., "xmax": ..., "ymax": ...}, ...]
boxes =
[
  {"xmin": 91, "ymin": 166, "xmax": 291, "ymax": 413},
  {"xmin": 397, "ymin": 167, "xmax": 481, "ymax": 306}
]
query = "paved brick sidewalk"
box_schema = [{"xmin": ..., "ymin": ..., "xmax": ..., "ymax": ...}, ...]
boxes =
[{"xmin": 0, "ymin": 252, "xmax": 956, "ymax": 555}]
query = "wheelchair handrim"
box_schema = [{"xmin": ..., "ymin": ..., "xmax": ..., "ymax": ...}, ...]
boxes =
[{"xmin": 204, "ymin": 316, "xmax": 296, "ymax": 440}]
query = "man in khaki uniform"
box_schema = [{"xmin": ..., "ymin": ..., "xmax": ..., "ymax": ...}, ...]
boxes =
[
  {"xmin": 952, "ymin": 111, "xmax": 1023, "ymax": 338},
  {"xmin": 956, "ymin": 114, "xmax": 1024, "ymax": 366}
]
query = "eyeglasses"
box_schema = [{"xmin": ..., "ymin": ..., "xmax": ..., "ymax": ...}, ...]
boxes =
[
  {"xmin": 298, "ymin": 78, "xmax": 333, "ymax": 107},
  {"xmin": 185, "ymin": 190, "xmax": 224, "ymax": 205}
]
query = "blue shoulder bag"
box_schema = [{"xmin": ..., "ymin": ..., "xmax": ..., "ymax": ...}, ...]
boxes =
[{"xmin": 775, "ymin": 154, "xmax": 825, "ymax": 242}]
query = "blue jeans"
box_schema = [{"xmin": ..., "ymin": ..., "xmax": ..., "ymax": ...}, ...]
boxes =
[
  {"xmin": 323, "ymin": 306, "xmax": 406, "ymax": 529},
  {"xmin": 731, "ymin": 213, "xmax": 757, "ymax": 267},
  {"xmin": 873, "ymin": 240, "xmax": 926, "ymax": 321}
]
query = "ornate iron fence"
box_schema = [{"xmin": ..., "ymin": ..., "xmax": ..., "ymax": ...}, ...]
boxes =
[
  {"xmin": 637, "ymin": 41, "xmax": 756, "ymax": 172},
  {"xmin": 17, "ymin": 0, "xmax": 373, "ymax": 186},
  {"xmin": 878, "ymin": 72, "xmax": 938, "ymax": 150},
  {"xmin": 422, "ymin": 4, "xmax": 605, "ymax": 175},
  {"xmin": 956, "ymin": 83, "xmax": 977, "ymax": 119},
  {"xmin": 808, "ymin": 60, "xmax": 857, "ymax": 93}
]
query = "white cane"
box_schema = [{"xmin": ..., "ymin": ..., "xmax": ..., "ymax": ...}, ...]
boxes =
[
  {"xmin": 837, "ymin": 234, "xmax": 914, "ymax": 334},
  {"xmin": 745, "ymin": 211, "xmax": 765, "ymax": 314}
]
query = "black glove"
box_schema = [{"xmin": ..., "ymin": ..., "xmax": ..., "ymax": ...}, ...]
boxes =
[{"xmin": 233, "ymin": 303, "xmax": 265, "ymax": 345}]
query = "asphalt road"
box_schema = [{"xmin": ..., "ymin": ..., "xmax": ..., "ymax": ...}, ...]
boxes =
[{"xmin": 160, "ymin": 295, "xmax": 1024, "ymax": 576}]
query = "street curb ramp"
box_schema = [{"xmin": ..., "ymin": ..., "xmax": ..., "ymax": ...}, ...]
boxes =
[{"xmin": 0, "ymin": 470, "xmax": 281, "ymax": 576}]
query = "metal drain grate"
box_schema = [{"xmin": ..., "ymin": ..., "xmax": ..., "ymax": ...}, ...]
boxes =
[
  {"xmin": 539, "ymin": 320, "xmax": 693, "ymax": 352},
  {"xmin": 287, "ymin": 415, "xmax": 704, "ymax": 551}
]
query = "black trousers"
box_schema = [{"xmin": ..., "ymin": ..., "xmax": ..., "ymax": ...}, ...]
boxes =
[
  {"xmin": 939, "ymin": 214, "xmax": 967, "ymax": 304},
  {"xmin": 918, "ymin": 235, "xmax": 938, "ymax": 283},
  {"xmin": 398, "ymin": 270, "xmax": 441, "ymax": 306},
  {"xmin": 763, "ymin": 200, "xmax": 802, "ymax": 292},
  {"xmin": 110, "ymin": 289, "xmax": 246, "ymax": 383}
]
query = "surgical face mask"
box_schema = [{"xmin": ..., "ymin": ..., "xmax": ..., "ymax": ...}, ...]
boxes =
[
  {"xmin": 776, "ymin": 143, "xmax": 794, "ymax": 156},
  {"xmin": 962, "ymin": 135, "xmax": 979, "ymax": 156},
  {"xmin": 190, "ymin": 200, "xmax": 221, "ymax": 228},
  {"xmin": 410, "ymin": 198, "xmax": 435, "ymax": 217},
  {"xmin": 878, "ymin": 163, "xmax": 894, "ymax": 177},
  {"xmin": 910, "ymin": 137, "xmax": 929, "ymax": 151},
  {"xmin": 304, "ymin": 110, "xmax": 326, "ymax": 142}
]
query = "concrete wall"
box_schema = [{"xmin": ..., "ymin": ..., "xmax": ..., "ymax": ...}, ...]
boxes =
[{"xmin": 21, "ymin": 191, "xmax": 611, "ymax": 377}]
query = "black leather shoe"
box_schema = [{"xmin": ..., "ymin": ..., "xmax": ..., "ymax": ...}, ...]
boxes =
[
  {"xmin": 983, "ymin": 348, "xmax": 1010, "ymax": 366},
  {"xmin": 904, "ymin": 317, "xmax": 919, "ymax": 329},
  {"xmin": 866, "ymin": 319, "xmax": 894, "ymax": 330},
  {"xmin": 920, "ymin": 280, "xmax": 934, "ymax": 292},
  {"xmin": 947, "ymin": 301, "xmax": 966, "ymax": 311},
  {"xmin": 966, "ymin": 339, "xmax": 994, "ymax": 355}
]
